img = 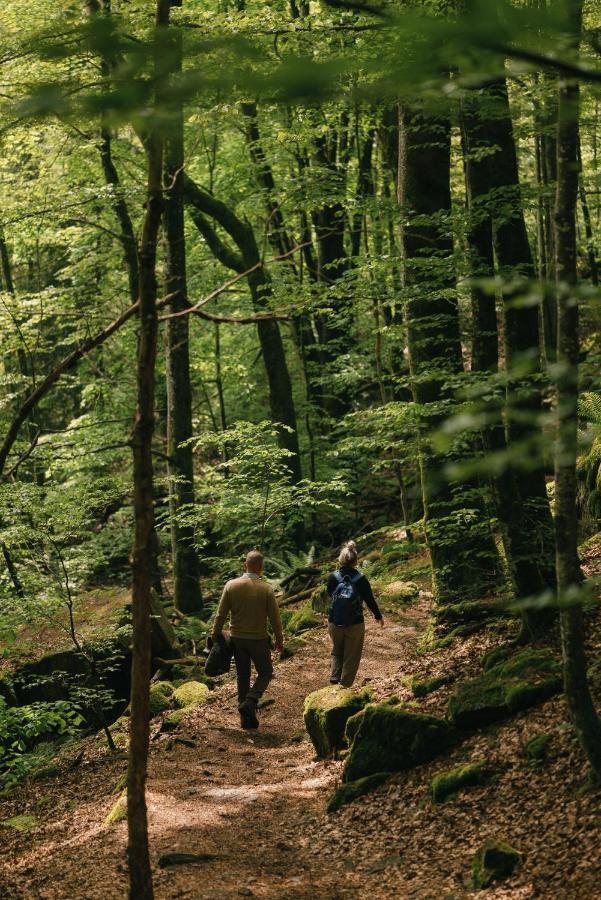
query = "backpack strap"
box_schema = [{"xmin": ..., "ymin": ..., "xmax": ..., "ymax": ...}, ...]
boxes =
[
  {"xmin": 350, "ymin": 571, "xmax": 363, "ymax": 585},
  {"xmin": 333, "ymin": 570, "xmax": 344, "ymax": 584}
]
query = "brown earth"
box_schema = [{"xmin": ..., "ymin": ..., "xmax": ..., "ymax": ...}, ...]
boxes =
[{"xmin": 0, "ymin": 582, "xmax": 600, "ymax": 900}]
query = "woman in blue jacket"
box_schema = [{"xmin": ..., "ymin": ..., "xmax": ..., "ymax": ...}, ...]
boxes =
[{"xmin": 326, "ymin": 540, "xmax": 384, "ymax": 687}]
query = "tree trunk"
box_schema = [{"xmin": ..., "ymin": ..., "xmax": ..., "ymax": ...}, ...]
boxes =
[
  {"xmin": 163, "ymin": 7, "xmax": 202, "ymax": 616},
  {"xmin": 126, "ymin": 3, "xmax": 168, "ymax": 896},
  {"xmin": 485, "ymin": 74, "xmax": 557, "ymax": 639},
  {"xmin": 398, "ymin": 104, "xmax": 501, "ymax": 603},
  {"xmin": 553, "ymin": 0, "xmax": 601, "ymax": 780},
  {"xmin": 183, "ymin": 176, "xmax": 302, "ymax": 486}
]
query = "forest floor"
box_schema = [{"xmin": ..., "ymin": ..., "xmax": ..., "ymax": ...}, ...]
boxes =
[{"xmin": 1, "ymin": 543, "xmax": 601, "ymax": 899}]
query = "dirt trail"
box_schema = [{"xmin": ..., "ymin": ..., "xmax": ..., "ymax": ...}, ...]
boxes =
[{"xmin": 0, "ymin": 601, "xmax": 428, "ymax": 900}]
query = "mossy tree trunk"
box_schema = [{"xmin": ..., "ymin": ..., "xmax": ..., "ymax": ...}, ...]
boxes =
[
  {"xmin": 553, "ymin": 0, "xmax": 601, "ymax": 780},
  {"xmin": 163, "ymin": 4, "xmax": 202, "ymax": 616},
  {"xmin": 398, "ymin": 104, "xmax": 501, "ymax": 603}
]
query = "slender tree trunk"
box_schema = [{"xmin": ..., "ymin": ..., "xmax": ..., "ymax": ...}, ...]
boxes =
[
  {"xmin": 127, "ymin": 4, "xmax": 168, "ymax": 896},
  {"xmin": 163, "ymin": 5, "xmax": 202, "ymax": 615},
  {"xmin": 553, "ymin": 0, "xmax": 601, "ymax": 780}
]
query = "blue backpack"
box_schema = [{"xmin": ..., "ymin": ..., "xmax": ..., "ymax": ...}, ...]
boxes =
[{"xmin": 329, "ymin": 570, "xmax": 363, "ymax": 626}]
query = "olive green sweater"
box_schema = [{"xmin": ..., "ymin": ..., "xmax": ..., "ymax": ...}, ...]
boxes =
[{"xmin": 212, "ymin": 573, "xmax": 283, "ymax": 644}]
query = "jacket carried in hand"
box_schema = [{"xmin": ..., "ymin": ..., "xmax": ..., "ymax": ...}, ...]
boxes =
[{"xmin": 204, "ymin": 632, "xmax": 233, "ymax": 676}]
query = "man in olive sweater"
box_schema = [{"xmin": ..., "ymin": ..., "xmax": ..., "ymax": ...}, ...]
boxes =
[{"xmin": 213, "ymin": 549, "xmax": 284, "ymax": 729}]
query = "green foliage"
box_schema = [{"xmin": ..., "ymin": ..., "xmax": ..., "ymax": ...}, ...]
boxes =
[
  {"xmin": 287, "ymin": 605, "xmax": 321, "ymax": 635},
  {"xmin": 0, "ymin": 697, "xmax": 82, "ymax": 789},
  {"xmin": 524, "ymin": 733, "xmax": 552, "ymax": 762},
  {"xmin": 180, "ymin": 421, "xmax": 348, "ymax": 559}
]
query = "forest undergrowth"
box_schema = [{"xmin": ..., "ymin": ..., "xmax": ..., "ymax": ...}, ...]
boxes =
[{"xmin": 1, "ymin": 535, "xmax": 599, "ymax": 900}]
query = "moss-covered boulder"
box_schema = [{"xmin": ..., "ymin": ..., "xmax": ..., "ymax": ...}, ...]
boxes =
[
  {"xmin": 448, "ymin": 648, "xmax": 562, "ymax": 729},
  {"xmin": 385, "ymin": 581, "xmax": 420, "ymax": 603},
  {"xmin": 343, "ymin": 703, "xmax": 454, "ymax": 783},
  {"xmin": 327, "ymin": 772, "xmax": 391, "ymax": 813},
  {"xmin": 288, "ymin": 605, "xmax": 321, "ymax": 635},
  {"xmin": 431, "ymin": 762, "xmax": 491, "ymax": 803},
  {"xmin": 304, "ymin": 685, "xmax": 372, "ymax": 758},
  {"xmin": 471, "ymin": 839, "xmax": 521, "ymax": 888},
  {"xmin": 172, "ymin": 681, "xmax": 209, "ymax": 709},
  {"xmin": 149, "ymin": 680, "xmax": 174, "ymax": 717}
]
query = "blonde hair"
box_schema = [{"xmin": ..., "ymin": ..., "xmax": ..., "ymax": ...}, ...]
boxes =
[{"xmin": 338, "ymin": 540, "xmax": 358, "ymax": 568}]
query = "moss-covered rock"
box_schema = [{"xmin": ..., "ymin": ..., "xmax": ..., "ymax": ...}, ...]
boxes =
[
  {"xmin": 172, "ymin": 681, "xmax": 209, "ymax": 709},
  {"xmin": 287, "ymin": 605, "xmax": 321, "ymax": 635},
  {"xmin": 524, "ymin": 733, "xmax": 552, "ymax": 761},
  {"xmin": 343, "ymin": 703, "xmax": 454, "ymax": 783},
  {"xmin": 304, "ymin": 685, "xmax": 372, "ymax": 758},
  {"xmin": 1, "ymin": 815, "xmax": 38, "ymax": 833},
  {"xmin": 327, "ymin": 772, "xmax": 391, "ymax": 813},
  {"xmin": 279, "ymin": 636, "xmax": 307, "ymax": 660},
  {"xmin": 431, "ymin": 762, "xmax": 491, "ymax": 802},
  {"xmin": 149, "ymin": 680, "xmax": 174, "ymax": 717},
  {"xmin": 435, "ymin": 600, "xmax": 510, "ymax": 627},
  {"xmin": 163, "ymin": 707, "xmax": 188, "ymax": 729},
  {"xmin": 385, "ymin": 581, "xmax": 420, "ymax": 603},
  {"xmin": 105, "ymin": 793, "xmax": 127, "ymax": 826},
  {"xmin": 411, "ymin": 674, "xmax": 454, "ymax": 698},
  {"xmin": 448, "ymin": 648, "xmax": 562, "ymax": 729},
  {"xmin": 471, "ymin": 839, "xmax": 521, "ymax": 888}
]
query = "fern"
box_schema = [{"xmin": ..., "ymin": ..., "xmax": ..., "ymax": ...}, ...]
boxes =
[{"xmin": 577, "ymin": 392, "xmax": 601, "ymax": 522}]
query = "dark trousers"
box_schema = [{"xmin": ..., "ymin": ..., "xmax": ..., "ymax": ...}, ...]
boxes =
[{"xmin": 231, "ymin": 637, "xmax": 273, "ymax": 705}]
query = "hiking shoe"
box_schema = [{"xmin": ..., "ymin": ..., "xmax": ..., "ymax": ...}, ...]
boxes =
[{"xmin": 238, "ymin": 698, "xmax": 259, "ymax": 730}]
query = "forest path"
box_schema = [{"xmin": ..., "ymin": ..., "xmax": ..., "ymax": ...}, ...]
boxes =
[
  {"xmin": 145, "ymin": 599, "xmax": 428, "ymax": 899},
  {"xmin": 0, "ymin": 598, "xmax": 429, "ymax": 900}
]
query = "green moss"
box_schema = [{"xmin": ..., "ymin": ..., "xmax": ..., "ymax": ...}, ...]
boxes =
[
  {"xmin": 471, "ymin": 839, "xmax": 521, "ymax": 889},
  {"xmin": 435, "ymin": 600, "xmax": 510, "ymax": 626},
  {"xmin": 172, "ymin": 681, "xmax": 209, "ymax": 709},
  {"xmin": 303, "ymin": 685, "xmax": 372, "ymax": 758},
  {"xmin": 327, "ymin": 772, "xmax": 391, "ymax": 813},
  {"xmin": 105, "ymin": 793, "xmax": 127, "ymax": 826},
  {"xmin": 310, "ymin": 585, "xmax": 329, "ymax": 613},
  {"xmin": 482, "ymin": 643, "xmax": 515, "ymax": 671},
  {"xmin": 1, "ymin": 815, "xmax": 38, "ymax": 833},
  {"xmin": 287, "ymin": 605, "xmax": 321, "ymax": 635},
  {"xmin": 448, "ymin": 648, "xmax": 562, "ymax": 729},
  {"xmin": 112, "ymin": 773, "xmax": 128, "ymax": 795},
  {"xmin": 343, "ymin": 703, "xmax": 453, "ymax": 783},
  {"xmin": 411, "ymin": 674, "xmax": 454, "ymax": 698},
  {"xmin": 431, "ymin": 762, "xmax": 490, "ymax": 802},
  {"xmin": 279, "ymin": 636, "xmax": 307, "ymax": 660},
  {"xmin": 385, "ymin": 581, "xmax": 420, "ymax": 604},
  {"xmin": 524, "ymin": 733, "xmax": 552, "ymax": 761},
  {"xmin": 164, "ymin": 707, "xmax": 189, "ymax": 728},
  {"xmin": 433, "ymin": 623, "xmax": 483, "ymax": 648},
  {"xmin": 149, "ymin": 680, "xmax": 174, "ymax": 717}
]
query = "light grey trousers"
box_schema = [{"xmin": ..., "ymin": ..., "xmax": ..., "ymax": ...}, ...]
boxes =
[{"xmin": 328, "ymin": 621, "xmax": 365, "ymax": 688}]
